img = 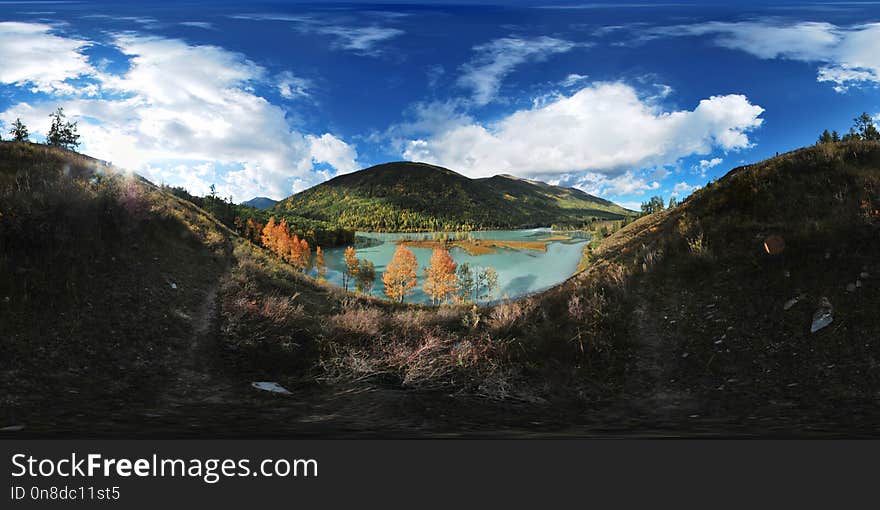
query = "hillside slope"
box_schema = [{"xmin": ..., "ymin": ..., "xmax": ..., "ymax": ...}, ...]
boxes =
[
  {"xmin": 274, "ymin": 161, "xmax": 631, "ymax": 231},
  {"xmin": 0, "ymin": 142, "xmax": 234, "ymax": 426},
  {"xmin": 566, "ymin": 140, "xmax": 880, "ymax": 428},
  {"xmin": 4, "ymin": 141, "xmax": 880, "ymax": 436}
]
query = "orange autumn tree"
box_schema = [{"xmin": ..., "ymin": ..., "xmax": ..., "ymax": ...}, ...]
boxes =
[
  {"xmin": 245, "ymin": 218, "xmax": 263, "ymax": 243},
  {"xmin": 261, "ymin": 217, "xmax": 277, "ymax": 250},
  {"xmin": 423, "ymin": 247, "xmax": 458, "ymax": 305},
  {"xmin": 314, "ymin": 246, "xmax": 327, "ymax": 280},
  {"xmin": 383, "ymin": 245, "xmax": 418, "ymax": 302},
  {"xmin": 343, "ymin": 246, "xmax": 358, "ymax": 291},
  {"xmin": 294, "ymin": 237, "xmax": 310, "ymax": 271}
]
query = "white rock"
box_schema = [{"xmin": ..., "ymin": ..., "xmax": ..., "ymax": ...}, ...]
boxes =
[
  {"xmin": 170, "ymin": 282, "xmax": 178, "ymax": 289},
  {"xmin": 783, "ymin": 296, "xmax": 800, "ymax": 310},
  {"xmin": 251, "ymin": 382, "xmax": 291, "ymax": 395},
  {"xmin": 810, "ymin": 298, "xmax": 834, "ymax": 333},
  {"xmin": 0, "ymin": 424, "xmax": 25, "ymax": 432}
]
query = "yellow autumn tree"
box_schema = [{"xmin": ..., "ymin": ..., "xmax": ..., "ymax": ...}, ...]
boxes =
[
  {"xmin": 423, "ymin": 247, "xmax": 458, "ymax": 305},
  {"xmin": 383, "ymin": 245, "xmax": 418, "ymax": 302},
  {"xmin": 315, "ymin": 246, "xmax": 327, "ymax": 280},
  {"xmin": 343, "ymin": 246, "xmax": 358, "ymax": 291}
]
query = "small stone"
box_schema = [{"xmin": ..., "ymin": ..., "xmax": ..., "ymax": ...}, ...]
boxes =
[
  {"xmin": 682, "ymin": 352, "xmax": 689, "ymax": 358},
  {"xmin": 0, "ymin": 424, "xmax": 25, "ymax": 432},
  {"xmin": 170, "ymin": 282, "xmax": 178, "ymax": 289},
  {"xmin": 825, "ymin": 252, "xmax": 831, "ymax": 260},
  {"xmin": 783, "ymin": 296, "xmax": 800, "ymax": 310},
  {"xmin": 784, "ymin": 270, "xmax": 791, "ymax": 278},
  {"xmin": 860, "ymin": 272, "xmax": 869, "ymax": 279},
  {"xmin": 846, "ymin": 283, "xmax": 856, "ymax": 292},
  {"xmin": 856, "ymin": 280, "xmax": 862, "ymax": 288},
  {"xmin": 810, "ymin": 297, "xmax": 833, "ymax": 333},
  {"xmin": 251, "ymin": 382, "xmax": 291, "ymax": 395}
]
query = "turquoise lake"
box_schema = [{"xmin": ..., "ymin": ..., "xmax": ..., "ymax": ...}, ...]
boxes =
[{"xmin": 321, "ymin": 229, "xmax": 588, "ymax": 304}]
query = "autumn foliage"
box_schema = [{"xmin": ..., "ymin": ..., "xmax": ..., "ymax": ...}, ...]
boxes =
[
  {"xmin": 382, "ymin": 245, "xmax": 418, "ymax": 302},
  {"xmin": 259, "ymin": 216, "xmax": 311, "ymax": 271},
  {"xmin": 314, "ymin": 246, "xmax": 327, "ymax": 280},
  {"xmin": 423, "ymin": 247, "xmax": 458, "ymax": 304},
  {"xmin": 343, "ymin": 246, "xmax": 358, "ymax": 290}
]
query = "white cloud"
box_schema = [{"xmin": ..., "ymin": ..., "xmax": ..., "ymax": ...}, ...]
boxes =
[
  {"xmin": 649, "ymin": 21, "xmax": 880, "ymax": 92},
  {"xmin": 403, "ymin": 82, "xmax": 764, "ymax": 179},
  {"xmin": 0, "ymin": 27, "xmax": 359, "ymax": 201},
  {"xmin": 0, "ymin": 22, "xmax": 94, "ymax": 94},
  {"xmin": 276, "ymin": 71, "xmax": 310, "ymax": 99},
  {"xmin": 317, "ymin": 25, "xmax": 404, "ymax": 54},
  {"xmin": 180, "ymin": 21, "xmax": 215, "ymax": 30},
  {"xmin": 561, "ymin": 73, "xmax": 589, "ymax": 87},
  {"xmin": 696, "ymin": 157, "xmax": 723, "ymax": 176},
  {"xmin": 307, "ymin": 133, "xmax": 360, "ymax": 174},
  {"xmin": 231, "ymin": 13, "xmax": 404, "ymax": 56},
  {"xmin": 672, "ymin": 181, "xmax": 701, "ymax": 196},
  {"xmin": 458, "ymin": 36, "xmax": 579, "ymax": 105}
]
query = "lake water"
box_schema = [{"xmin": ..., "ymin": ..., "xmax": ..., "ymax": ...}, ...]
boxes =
[{"xmin": 321, "ymin": 228, "xmax": 588, "ymax": 304}]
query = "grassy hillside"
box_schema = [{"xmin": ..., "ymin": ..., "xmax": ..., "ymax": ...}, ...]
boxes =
[
  {"xmin": 571, "ymin": 140, "xmax": 880, "ymax": 427},
  {"xmin": 274, "ymin": 161, "xmax": 632, "ymax": 232},
  {"xmin": 3, "ymin": 140, "xmax": 880, "ymax": 435},
  {"xmin": 0, "ymin": 141, "xmax": 234, "ymax": 426}
]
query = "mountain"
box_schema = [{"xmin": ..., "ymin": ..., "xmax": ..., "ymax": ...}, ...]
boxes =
[
  {"xmin": 241, "ymin": 196, "xmax": 277, "ymax": 210},
  {"xmin": 273, "ymin": 161, "xmax": 632, "ymax": 232}
]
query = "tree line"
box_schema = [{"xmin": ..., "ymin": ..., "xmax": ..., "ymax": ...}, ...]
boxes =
[
  {"xmin": 817, "ymin": 112, "xmax": 880, "ymax": 144},
  {"xmin": 342, "ymin": 244, "xmax": 499, "ymax": 304},
  {"xmin": 2, "ymin": 108, "xmax": 80, "ymax": 149}
]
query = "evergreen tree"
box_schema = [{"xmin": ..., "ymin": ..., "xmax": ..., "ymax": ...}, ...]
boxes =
[
  {"xmin": 9, "ymin": 118, "xmax": 28, "ymax": 142},
  {"xmin": 640, "ymin": 195, "xmax": 666, "ymax": 215},
  {"xmin": 818, "ymin": 129, "xmax": 833, "ymax": 144},
  {"xmin": 668, "ymin": 196, "xmax": 678, "ymax": 209},
  {"xmin": 46, "ymin": 107, "xmax": 80, "ymax": 149},
  {"xmin": 854, "ymin": 112, "xmax": 880, "ymax": 141}
]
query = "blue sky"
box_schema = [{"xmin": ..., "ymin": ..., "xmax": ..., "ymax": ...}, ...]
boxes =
[{"xmin": 1, "ymin": 1, "xmax": 879, "ymax": 208}]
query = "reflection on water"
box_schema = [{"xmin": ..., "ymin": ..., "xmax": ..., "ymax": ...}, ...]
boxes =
[{"xmin": 320, "ymin": 228, "xmax": 588, "ymax": 304}]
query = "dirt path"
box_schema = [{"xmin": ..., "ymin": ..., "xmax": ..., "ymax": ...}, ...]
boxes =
[{"xmin": 157, "ymin": 261, "xmax": 239, "ymax": 408}]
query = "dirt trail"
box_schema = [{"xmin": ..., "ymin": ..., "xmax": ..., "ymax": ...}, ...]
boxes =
[
  {"xmin": 627, "ymin": 291, "xmax": 700, "ymax": 423},
  {"xmin": 157, "ymin": 261, "xmax": 238, "ymax": 408}
]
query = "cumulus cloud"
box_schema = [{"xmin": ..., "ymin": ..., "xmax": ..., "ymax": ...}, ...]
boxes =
[
  {"xmin": 307, "ymin": 133, "xmax": 360, "ymax": 174},
  {"xmin": 458, "ymin": 36, "xmax": 579, "ymax": 105},
  {"xmin": 697, "ymin": 157, "xmax": 723, "ymax": 176},
  {"xmin": 672, "ymin": 181, "xmax": 701, "ymax": 196},
  {"xmin": 402, "ymin": 82, "xmax": 764, "ymax": 179},
  {"xmin": 0, "ymin": 25, "xmax": 359, "ymax": 201},
  {"xmin": 648, "ymin": 21, "xmax": 880, "ymax": 92},
  {"xmin": 0, "ymin": 22, "xmax": 94, "ymax": 94}
]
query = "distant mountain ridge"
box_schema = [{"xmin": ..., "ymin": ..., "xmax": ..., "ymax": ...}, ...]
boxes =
[
  {"xmin": 241, "ymin": 196, "xmax": 278, "ymax": 209},
  {"xmin": 274, "ymin": 161, "xmax": 633, "ymax": 232}
]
